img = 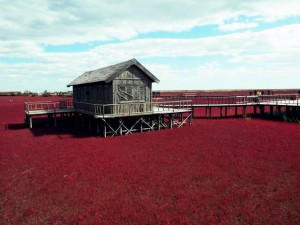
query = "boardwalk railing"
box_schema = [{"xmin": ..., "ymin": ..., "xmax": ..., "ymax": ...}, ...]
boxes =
[
  {"xmin": 154, "ymin": 94, "xmax": 299, "ymax": 106},
  {"xmin": 24, "ymin": 99, "xmax": 73, "ymax": 113},
  {"xmin": 74, "ymin": 100, "xmax": 193, "ymax": 117}
]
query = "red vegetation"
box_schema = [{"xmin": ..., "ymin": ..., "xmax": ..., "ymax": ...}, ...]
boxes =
[{"xmin": 1, "ymin": 96, "xmax": 300, "ymax": 224}]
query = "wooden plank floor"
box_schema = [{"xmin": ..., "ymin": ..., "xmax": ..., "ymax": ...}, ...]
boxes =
[{"xmin": 25, "ymin": 108, "xmax": 75, "ymax": 116}]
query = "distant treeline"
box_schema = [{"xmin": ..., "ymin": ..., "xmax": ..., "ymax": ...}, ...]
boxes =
[
  {"xmin": 0, "ymin": 91, "xmax": 73, "ymax": 97},
  {"xmin": 0, "ymin": 91, "xmax": 22, "ymax": 96}
]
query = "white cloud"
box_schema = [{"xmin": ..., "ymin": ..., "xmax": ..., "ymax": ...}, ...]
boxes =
[
  {"xmin": 1, "ymin": 24, "xmax": 299, "ymax": 91},
  {"xmin": 0, "ymin": 0, "xmax": 299, "ymax": 91},
  {"xmin": 218, "ymin": 22, "xmax": 258, "ymax": 31},
  {"xmin": 1, "ymin": 0, "xmax": 299, "ymax": 45},
  {"xmin": 87, "ymin": 24, "xmax": 300, "ymax": 60},
  {"xmin": 0, "ymin": 41, "xmax": 43, "ymax": 57}
]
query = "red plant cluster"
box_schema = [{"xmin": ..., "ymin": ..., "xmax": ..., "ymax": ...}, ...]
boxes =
[{"xmin": 0, "ymin": 96, "xmax": 300, "ymax": 224}]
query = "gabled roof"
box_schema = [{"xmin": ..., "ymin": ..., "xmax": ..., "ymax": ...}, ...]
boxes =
[{"xmin": 67, "ymin": 58, "xmax": 159, "ymax": 87}]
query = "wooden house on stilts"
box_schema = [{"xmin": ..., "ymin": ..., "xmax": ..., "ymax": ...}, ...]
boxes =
[
  {"xmin": 23, "ymin": 58, "xmax": 193, "ymax": 136},
  {"xmin": 67, "ymin": 58, "xmax": 193, "ymax": 137},
  {"xmin": 67, "ymin": 58, "xmax": 159, "ymax": 114}
]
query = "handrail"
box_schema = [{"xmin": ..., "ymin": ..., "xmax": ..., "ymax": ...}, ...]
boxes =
[
  {"xmin": 24, "ymin": 99, "xmax": 74, "ymax": 113},
  {"xmin": 153, "ymin": 94, "xmax": 299, "ymax": 106},
  {"xmin": 73, "ymin": 100, "xmax": 193, "ymax": 117}
]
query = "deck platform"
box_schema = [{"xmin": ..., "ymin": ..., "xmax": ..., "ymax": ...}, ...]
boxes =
[
  {"xmin": 24, "ymin": 100, "xmax": 75, "ymax": 128},
  {"xmin": 24, "ymin": 94, "xmax": 299, "ymax": 135},
  {"xmin": 24, "ymin": 100, "xmax": 193, "ymax": 136}
]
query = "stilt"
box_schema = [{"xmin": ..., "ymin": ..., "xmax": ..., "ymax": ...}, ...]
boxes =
[
  {"xmin": 260, "ymin": 105, "xmax": 265, "ymax": 115},
  {"xmin": 88, "ymin": 117, "xmax": 91, "ymax": 131},
  {"xmin": 140, "ymin": 118, "xmax": 143, "ymax": 133},
  {"xmin": 158, "ymin": 115, "xmax": 161, "ymax": 130},
  {"xmin": 189, "ymin": 112, "xmax": 193, "ymax": 126},
  {"xmin": 192, "ymin": 106, "xmax": 195, "ymax": 119},
  {"xmin": 81, "ymin": 115, "xmax": 85, "ymax": 128},
  {"xmin": 209, "ymin": 107, "xmax": 212, "ymax": 118},
  {"xmin": 169, "ymin": 114, "xmax": 173, "ymax": 129},
  {"xmin": 292, "ymin": 107, "xmax": 296, "ymax": 118},
  {"xmin": 75, "ymin": 113, "xmax": 78, "ymax": 128},
  {"xmin": 286, "ymin": 106, "xmax": 291, "ymax": 118},
  {"xmin": 277, "ymin": 106, "xmax": 281, "ymax": 114},
  {"xmin": 119, "ymin": 119, "xmax": 123, "ymax": 135},
  {"xmin": 29, "ymin": 116, "xmax": 32, "ymax": 129},
  {"xmin": 96, "ymin": 120, "xmax": 100, "ymax": 135},
  {"xmin": 54, "ymin": 113, "xmax": 57, "ymax": 127},
  {"xmin": 103, "ymin": 123, "xmax": 106, "ymax": 138},
  {"xmin": 235, "ymin": 106, "xmax": 238, "ymax": 117},
  {"xmin": 220, "ymin": 107, "xmax": 223, "ymax": 117},
  {"xmin": 243, "ymin": 106, "xmax": 246, "ymax": 116},
  {"xmin": 270, "ymin": 105, "xmax": 273, "ymax": 116}
]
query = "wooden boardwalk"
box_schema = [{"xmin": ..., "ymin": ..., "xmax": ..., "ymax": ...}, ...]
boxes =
[
  {"xmin": 24, "ymin": 100, "xmax": 75, "ymax": 128},
  {"xmin": 23, "ymin": 94, "xmax": 299, "ymax": 134},
  {"xmin": 153, "ymin": 94, "xmax": 299, "ymax": 118},
  {"xmin": 24, "ymin": 100, "xmax": 193, "ymax": 136},
  {"xmin": 189, "ymin": 95, "xmax": 299, "ymax": 118}
]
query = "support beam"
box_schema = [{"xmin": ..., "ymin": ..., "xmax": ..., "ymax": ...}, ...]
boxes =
[
  {"xmin": 189, "ymin": 112, "xmax": 193, "ymax": 126},
  {"xmin": 158, "ymin": 115, "xmax": 161, "ymax": 130},
  {"xmin": 88, "ymin": 117, "xmax": 91, "ymax": 131},
  {"xmin": 270, "ymin": 105, "xmax": 273, "ymax": 116},
  {"xmin": 103, "ymin": 123, "xmax": 106, "ymax": 138},
  {"xmin": 119, "ymin": 119, "xmax": 123, "ymax": 135},
  {"xmin": 243, "ymin": 106, "xmax": 246, "ymax": 116},
  {"xmin": 81, "ymin": 115, "xmax": 85, "ymax": 128},
  {"xmin": 169, "ymin": 114, "xmax": 173, "ymax": 129},
  {"xmin": 277, "ymin": 106, "xmax": 281, "ymax": 114},
  {"xmin": 260, "ymin": 105, "xmax": 265, "ymax": 115},
  {"xmin": 140, "ymin": 118, "xmax": 143, "ymax": 133},
  {"xmin": 29, "ymin": 116, "xmax": 32, "ymax": 129},
  {"xmin": 96, "ymin": 121, "xmax": 100, "ymax": 135},
  {"xmin": 75, "ymin": 113, "xmax": 78, "ymax": 128},
  {"xmin": 192, "ymin": 106, "xmax": 195, "ymax": 119},
  {"xmin": 54, "ymin": 113, "xmax": 57, "ymax": 127}
]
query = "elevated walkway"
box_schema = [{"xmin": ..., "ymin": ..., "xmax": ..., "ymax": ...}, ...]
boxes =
[
  {"xmin": 24, "ymin": 100, "xmax": 193, "ymax": 136},
  {"xmin": 154, "ymin": 94, "xmax": 299, "ymax": 118},
  {"xmin": 24, "ymin": 100, "xmax": 74, "ymax": 128}
]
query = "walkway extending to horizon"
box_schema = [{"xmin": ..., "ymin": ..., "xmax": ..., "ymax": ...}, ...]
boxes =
[
  {"xmin": 24, "ymin": 94, "xmax": 299, "ymax": 130},
  {"xmin": 153, "ymin": 94, "xmax": 299, "ymax": 118}
]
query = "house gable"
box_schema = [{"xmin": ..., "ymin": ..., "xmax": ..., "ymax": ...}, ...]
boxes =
[{"xmin": 112, "ymin": 65, "xmax": 153, "ymax": 103}]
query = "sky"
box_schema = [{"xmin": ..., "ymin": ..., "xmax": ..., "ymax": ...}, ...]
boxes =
[{"xmin": 0, "ymin": 0, "xmax": 300, "ymax": 92}]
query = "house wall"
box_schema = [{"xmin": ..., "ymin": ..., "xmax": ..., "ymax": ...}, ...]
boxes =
[
  {"xmin": 112, "ymin": 66, "xmax": 152, "ymax": 104},
  {"xmin": 73, "ymin": 83, "xmax": 112, "ymax": 104},
  {"xmin": 73, "ymin": 65, "xmax": 154, "ymax": 114}
]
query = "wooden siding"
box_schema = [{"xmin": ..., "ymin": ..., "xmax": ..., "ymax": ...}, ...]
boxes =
[
  {"xmin": 73, "ymin": 83, "xmax": 113, "ymax": 104},
  {"xmin": 112, "ymin": 66, "xmax": 152, "ymax": 104},
  {"xmin": 73, "ymin": 65, "xmax": 153, "ymax": 114}
]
